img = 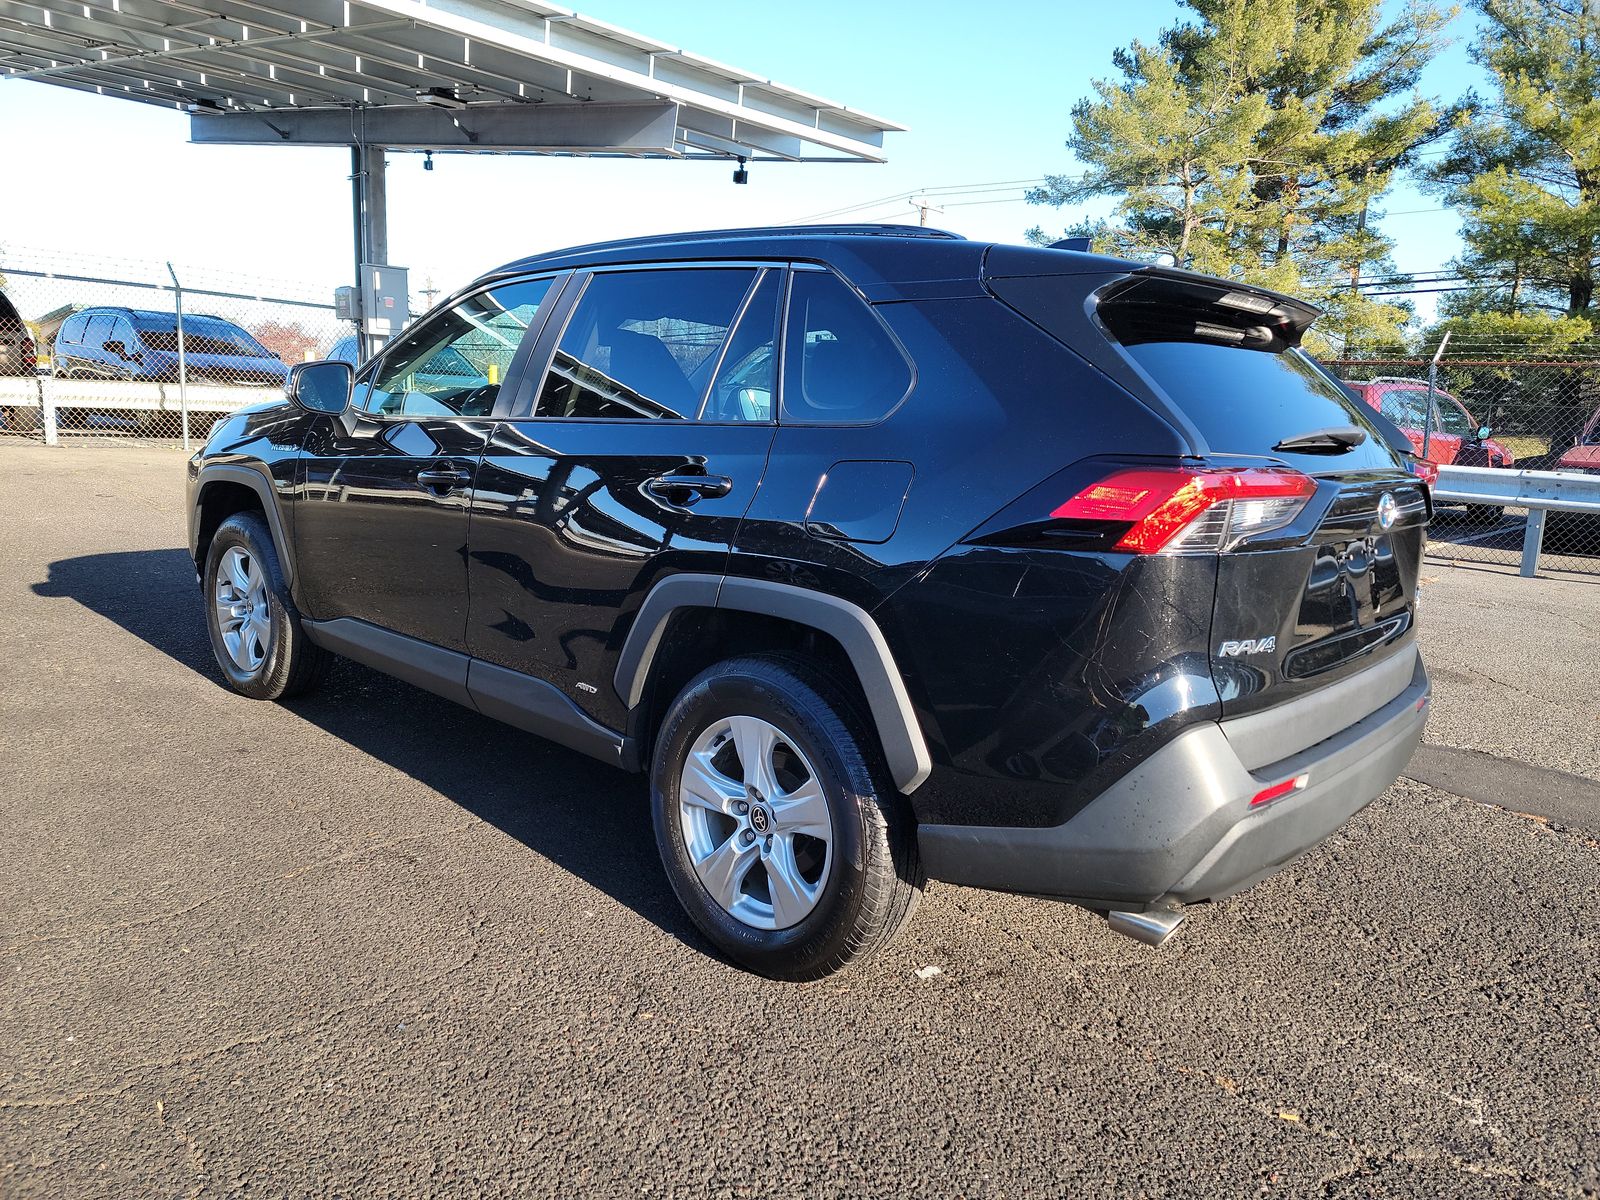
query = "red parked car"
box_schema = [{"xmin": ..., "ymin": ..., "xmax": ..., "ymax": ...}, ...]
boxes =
[
  {"xmin": 1345, "ymin": 377, "xmax": 1513, "ymax": 521},
  {"xmin": 1556, "ymin": 404, "xmax": 1600, "ymax": 475}
]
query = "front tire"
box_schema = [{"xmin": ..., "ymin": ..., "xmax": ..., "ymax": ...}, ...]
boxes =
[
  {"xmin": 650, "ymin": 655, "xmax": 922, "ymax": 980},
  {"xmin": 203, "ymin": 512, "xmax": 330, "ymax": 700}
]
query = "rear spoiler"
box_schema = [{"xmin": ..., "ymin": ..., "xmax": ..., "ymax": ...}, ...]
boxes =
[
  {"xmin": 980, "ymin": 243, "xmax": 1321, "ymax": 347},
  {"xmin": 1096, "ymin": 269, "xmax": 1321, "ymax": 350}
]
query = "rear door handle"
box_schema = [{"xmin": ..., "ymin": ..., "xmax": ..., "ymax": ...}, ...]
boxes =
[
  {"xmin": 644, "ymin": 473, "xmax": 734, "ymax": 503},
  {"xmin": 417, "ymin": 466, "xmax": 471, "ymax": 493}
]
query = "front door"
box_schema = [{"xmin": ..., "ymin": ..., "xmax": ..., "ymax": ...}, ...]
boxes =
[
  {"xmin": 293, "ymin": 275, "xmax": 561, "ymax": 652},
  {"xmin": 467, "ymin": 265, "xmax": 783, "ymax": 731}
]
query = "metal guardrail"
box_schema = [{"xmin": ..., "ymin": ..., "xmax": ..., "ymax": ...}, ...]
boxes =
[
  {"xmin": 1434, "ymin": 464, "xmax": 1600, "ymax": 577},
  {"xmin": 0, "ymin": 377, "xmax": 278, "ymax": 447}
]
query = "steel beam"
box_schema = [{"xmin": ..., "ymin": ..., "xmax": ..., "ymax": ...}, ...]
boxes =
[{"xmin": 190, "ymin": 99, "xmax": 681, "ymax": 152}]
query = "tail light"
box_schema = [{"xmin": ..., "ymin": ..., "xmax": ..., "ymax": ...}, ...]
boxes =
[
  {"xmin": 1052, "ymin": 466, "xmax": 1316, "ymax": 554},
  {"xmin": 1410, "ymin": 458, "xmax": 1439, "ymax": 486}
]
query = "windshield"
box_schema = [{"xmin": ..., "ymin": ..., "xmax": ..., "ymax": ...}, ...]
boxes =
[{"xmin": 133, "ymin": 315, "xmax": 273, "ymax": 358}]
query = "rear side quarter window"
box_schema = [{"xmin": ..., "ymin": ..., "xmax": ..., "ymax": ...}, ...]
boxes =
[{"xmin": 781, "ymin": 270, "xmax": 912, "ymax": 425}]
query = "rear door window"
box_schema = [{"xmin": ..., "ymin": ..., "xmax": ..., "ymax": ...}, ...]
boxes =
[
  {"xmin": 703, "ymin": 270, "xmax": 781, "ymax": 422},
  {"xmin": 781, "ymin": 270, "xmax": 911, "ymax": 424},
  {"xmin": 110, "ymin": 316, "xmax": 137, "ymax": 352},
  {"xmin": 84, "ymin": 314, "xmax": 117, "ymax": 352}
]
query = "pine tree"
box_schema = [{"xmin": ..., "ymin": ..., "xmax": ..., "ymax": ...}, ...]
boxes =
[
  {"xmin": 1427, "ymin": 0, "xmax": 1600, "ymax": 321},
  {"xmin": 1028, "ymin": 0, "xmax": 1452, "ymax": 352}
]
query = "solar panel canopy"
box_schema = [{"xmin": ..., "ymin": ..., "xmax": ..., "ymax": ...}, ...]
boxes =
[{"xmin": 1, "ymin": 0, "xmax": 902, "ymax": 160}]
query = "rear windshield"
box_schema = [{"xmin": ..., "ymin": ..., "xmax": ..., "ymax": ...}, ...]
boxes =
[
  {"xmin": 1124, "ymin": 340, "xmax": 1400, "ymax": 464},
  {"xmin": 1097, "ymin": 278, "xmax": 1405, "ymax": 471}
]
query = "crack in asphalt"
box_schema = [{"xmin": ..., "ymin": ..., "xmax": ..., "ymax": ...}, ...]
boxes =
[{"xmin": 0, "ymin": 820, "xmax": 483, "ymax": 957}]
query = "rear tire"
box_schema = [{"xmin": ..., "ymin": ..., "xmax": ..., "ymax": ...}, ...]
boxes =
[
  {"xmin": 203, "ymin": 512, "xmax": 330, "ymax": 701},
  {"xmin": 650, "ymin": 654, "xmax": 922, "ymax": 980}
]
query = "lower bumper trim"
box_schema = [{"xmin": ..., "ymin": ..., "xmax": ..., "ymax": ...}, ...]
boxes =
[{"xmin": 918, "ymin": 660, "xmax": 1430, "ymax": 908}]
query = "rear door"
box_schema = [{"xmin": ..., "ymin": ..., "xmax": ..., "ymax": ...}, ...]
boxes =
[
  {"xmin": 293, "ymin": 275, "xmax": 561, "ymax": 653},
  {"xmin": 467, "ymin": 263, "xmax": 782, "ymax": 732}
]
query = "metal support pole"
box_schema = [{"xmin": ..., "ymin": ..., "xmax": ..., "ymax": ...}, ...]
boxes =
[
  {"xmin": 1520, "ymin": 508, "xmax": 1546, "ymax": 577},
  {"xmin": 1421, "ymin": 330, "xmax": 1450, "ymax": 463},
  {"xmin": 350, "ymin": 143, "xmax": 365, "ymax": 343},
  {"xmin": 350, "ymin": 143, "xmax": 389, "ymax": 360},
  {"xmin": 166, "ymin": 261, "xmax": 190, "ymax": 450}
]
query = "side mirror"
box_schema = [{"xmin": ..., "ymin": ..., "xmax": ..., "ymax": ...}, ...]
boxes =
[
  {"xmin": 103, "ymin": 340, "xmax": 127, "ymax": 358},
  {"xmin": 287, "ymin": 360, "xmax": 353, "ymax": 414},
  {"xmin": 1477, "ymin": 425, "xmax": 1493, "ymax": 440}
]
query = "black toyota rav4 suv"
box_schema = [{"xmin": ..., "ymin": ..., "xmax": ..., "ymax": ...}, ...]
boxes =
[{"xmin": 187, "ymin": 225, "xmax": 1430, "ymax": 979}]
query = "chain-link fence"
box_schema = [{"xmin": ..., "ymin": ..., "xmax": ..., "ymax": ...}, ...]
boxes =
[
  {"xmin": 0, "ymin": 247, "xmax": 354, "ymax": 446},
  {"xmin": 1327, "ymin": 344, "xmax": 1600, "ymax": 575}
]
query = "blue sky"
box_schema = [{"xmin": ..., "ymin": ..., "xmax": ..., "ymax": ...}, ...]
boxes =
[{"xmin": 0, "ymin": 0, "xmax": 1481, "ymax": 310}]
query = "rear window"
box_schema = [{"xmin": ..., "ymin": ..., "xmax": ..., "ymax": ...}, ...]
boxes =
[{"xmin": 1096, "ymin": 277, "xmax": 1404, "ymax": 471}]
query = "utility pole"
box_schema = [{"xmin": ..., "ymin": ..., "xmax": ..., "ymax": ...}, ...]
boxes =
[{"xmin": 909, "ymin": 196, "xmax": 944, "ymax": 227}]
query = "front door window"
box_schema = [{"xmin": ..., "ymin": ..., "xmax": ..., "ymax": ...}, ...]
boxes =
[{"xmin": 359, "ymin": 278, "xmax": 556, "ymax": 417}]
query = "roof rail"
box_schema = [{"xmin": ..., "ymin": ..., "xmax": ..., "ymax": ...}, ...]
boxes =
[{"xmin": 525, "ymin": 223, "xmax": 964, "ymax": 261}]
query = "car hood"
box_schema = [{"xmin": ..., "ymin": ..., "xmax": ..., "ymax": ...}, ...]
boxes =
[{"xmin": 1557, "ymin": 443, "xmax": 1600, "ymax": 471}]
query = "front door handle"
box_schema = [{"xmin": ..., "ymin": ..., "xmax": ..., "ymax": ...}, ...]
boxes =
[
  {"xmin": 644, "ymin": 473, "xmax": 734, "ymax": 504},
  {"xmin": 417, "ymin": 466, "xmax": 471, "ymax": 493}
]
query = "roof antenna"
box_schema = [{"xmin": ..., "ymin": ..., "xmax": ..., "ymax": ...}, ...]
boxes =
[{"xmin": 732, "ymin": 156, "xmax": 748, "ymax": 185}]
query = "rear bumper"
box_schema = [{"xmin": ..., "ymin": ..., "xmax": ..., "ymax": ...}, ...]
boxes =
[{"xmin": 918, "ymin": 654, "xmax": 1430, "ymax": 910}]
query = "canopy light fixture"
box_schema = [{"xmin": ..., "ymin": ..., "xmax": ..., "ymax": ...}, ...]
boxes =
[{"xmin": 415, "ymin": 87, "xmax": 466, "ymax": 110}]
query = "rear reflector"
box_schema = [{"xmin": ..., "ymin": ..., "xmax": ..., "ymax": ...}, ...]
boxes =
[
  {"xmin": 1251, "ymin": 774, "xmax": 1309, "ymax": 807},
  {"xmin": 1052, "ymin": 466, "xmax": 1316, "ymax": 554}
]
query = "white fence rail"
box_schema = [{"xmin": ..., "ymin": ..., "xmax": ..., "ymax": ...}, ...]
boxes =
[{"xmin": 0, "ymin": 377, "xmax": 280, "ymax": 446}]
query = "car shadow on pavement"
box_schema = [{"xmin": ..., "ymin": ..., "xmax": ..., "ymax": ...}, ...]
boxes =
[{"xmin": 33, "ymin": 549, "xmax": 707, "ymax": 955}]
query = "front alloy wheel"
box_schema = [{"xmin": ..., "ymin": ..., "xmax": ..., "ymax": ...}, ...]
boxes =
[
  {"xmin": 213, "ymin": 545, "xmax": 272, "ymax": 673},
  {"xmin": 202, "ymin": 510, "xmax": 330, "ymax": 701},
  {"xmin": 678, "ymin": 715, "xmax": 833, "ymax": 930}
]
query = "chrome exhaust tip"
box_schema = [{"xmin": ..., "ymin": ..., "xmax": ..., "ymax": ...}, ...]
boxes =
[{"xmin": 1107, "ymin": 907, "xmax": 1186, "ymax": 947}]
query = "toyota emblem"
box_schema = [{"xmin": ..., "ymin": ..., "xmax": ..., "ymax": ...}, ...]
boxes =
[{"xmin": 1377, "ymin": 492, "xmax": 1399, "ymax": 531}]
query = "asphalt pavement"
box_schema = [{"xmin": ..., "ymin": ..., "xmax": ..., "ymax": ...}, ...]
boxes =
[{"xmin": 2, "ymin": 440, "xmax": 1597, "ymax": 1198}]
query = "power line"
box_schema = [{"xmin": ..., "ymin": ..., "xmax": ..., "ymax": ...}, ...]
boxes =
[{"xmin": 780, "ymin": 176, "xmax": 1055, "ymax": 225}]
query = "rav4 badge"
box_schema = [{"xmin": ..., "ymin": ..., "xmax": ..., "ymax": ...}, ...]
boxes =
[{"xmin": 1219, "ymin": 637, "xmax": 1277, "ymax": 657}]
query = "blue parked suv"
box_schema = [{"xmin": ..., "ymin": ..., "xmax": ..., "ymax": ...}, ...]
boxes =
[{"xmin": 54, "ymin": 307, "xmax": 287, "ymax": 386}]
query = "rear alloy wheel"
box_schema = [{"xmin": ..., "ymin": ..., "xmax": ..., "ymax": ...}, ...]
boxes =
[
  {"xmin": 651, "ymin": 655, "xmax": 922, "ymax": 980},
  {"xmin": 677, "ymin": 714, "xmax": 834, "ymax": 931}
]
